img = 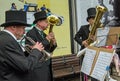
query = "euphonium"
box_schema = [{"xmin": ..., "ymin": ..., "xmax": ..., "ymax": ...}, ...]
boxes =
[
  {"xmin": 20, "ymin": 36, "xmax": 51, "ymax": 61},
  {"xmin": 47, "ymin": 14, "xmax": 64, "ymax": 33},
  {"xmin": 47, "ymin": 14, "xmax": 64, "ymax": 26},
  {"xmin": 47, "ymin": 14, "xmax": 64, "ymax": 47},
  {"xmin": 77, "ymin": 6, "xmax": 107, "ymax": 57},
  {"xmin": 47, "ymin": 15, "xmax": 59, "ymax": 34}
]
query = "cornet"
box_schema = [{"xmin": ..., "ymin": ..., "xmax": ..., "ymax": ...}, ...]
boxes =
[{"xmin": 20, "ymin": 36, "xmax": 51, "ymax": 61}]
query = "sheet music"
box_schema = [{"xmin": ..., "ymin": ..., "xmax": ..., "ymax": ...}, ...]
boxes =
[
  {"xmin": 91, "ymin": 51, "xmax": 113, "ymax": 81},
  {"xmin": 95, "ymin": 27, "xmax": 110, "ymax": 47},
  {"xmin": 81, "ymin": 48, "xmax": 97, "ymax": 75}
]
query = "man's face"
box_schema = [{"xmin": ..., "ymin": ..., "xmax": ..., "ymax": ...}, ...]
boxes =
[
  {"xmin": 14, "ymin": 26, "xmax": 25, "ymax": 40},
  {"xmin": 88, "ymin": 17, "xmax": 95, "ymax": 26},
  {"xmin": 37, "ymin": 19, "xmax": 49, "ymax": 30}
]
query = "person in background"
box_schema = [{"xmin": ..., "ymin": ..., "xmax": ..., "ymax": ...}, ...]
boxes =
[
  {"xmin": 40, "ymin": 4, "xmax": 47, "ymax": 11},
  {"xmin": 25, "ymin": 11, "xmax": 57, "ymax": 81},
  {"xmin": 107, "ymin": 0, "xmax": 120, "ymax": 26},
  {"xmin": 11, "ymin": 3, "xmax": 17, "ymax": 10},
  {"xmin": 74, "ymin": 7, "xmax": 98, "ymax": 81},
  {"xmin": 112, "ymin": 0, "xmax": 120, "ymax": 77},
  {"xmin": 98, "ymin": 0, "xmax": 108, "ymax": 26},
  {"xmin": 113, "ymin": 52, "xmax": 120, "ymax": 76},
  {"xmin": 0, "ymin": 10, "xmax": 44, "ymax": 81},
  {"xmin": 106, "ymin": 0, "xmax": 120, "ymax": 77}
]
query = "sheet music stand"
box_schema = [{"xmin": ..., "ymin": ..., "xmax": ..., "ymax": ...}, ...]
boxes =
[{"xmin": 80, "ymin": 27, "xmax": 120, "ymax": 81}]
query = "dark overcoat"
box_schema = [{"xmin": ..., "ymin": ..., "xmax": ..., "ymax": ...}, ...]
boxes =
[
  {"xmin": 74, "ymin": 24, "xmax": 90, "ymax": 50},
  {"xmin": 25, "ymin": 27, "xmax": 57, "ymax": 81},
  {"xmin": 0, "ymin": 31, "xmax": 43, "ymax": 81}
]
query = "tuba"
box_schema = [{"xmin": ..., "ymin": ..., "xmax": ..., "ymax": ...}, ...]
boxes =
[
  {"xmin": 20, "ymin": 36, "xmax": 51, "ymax": 61},
  {"xmin": 77, "ymin": 6, "xmax": 107, "ymax": 57}
]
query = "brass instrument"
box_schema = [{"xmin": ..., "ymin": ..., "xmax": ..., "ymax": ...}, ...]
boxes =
[
  {"xmin": 77, "ymin": 6, "xmax": 107, "ymax": 57},
  {"xmin": 47, "ymin": 14, "xmax": 64, "ymax": 33},
  {"xmin": 20, "ymin": 36, "xmax": 51, "ymax": 61},
  {"xmin": 47, "ymin": 14, "xmax": 64, "ymax": 26},
  {"xmin": 47, "ymin": 15, "xmax": 58, "ymax": 34},
  {"xmin": 86, "ymin": 6, "xmax": 107, "ymax": 45},
  {"xmin": 47, "ymin": 14, "xmax": 64, "ymax": 47}
]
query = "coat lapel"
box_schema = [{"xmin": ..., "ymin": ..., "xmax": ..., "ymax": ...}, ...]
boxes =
[
  {"xmin": 33, "ymin": 27, "xmax": 45, "ymax": 41},
  {"xmin": 84, "ymin": 25, "xmax": 90, "ymax": 37}
]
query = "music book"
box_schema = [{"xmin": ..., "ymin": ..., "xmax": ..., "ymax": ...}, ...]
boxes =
[{"xmin": 81, "ymin": 46, "xmax": 114, "ymax": 81}]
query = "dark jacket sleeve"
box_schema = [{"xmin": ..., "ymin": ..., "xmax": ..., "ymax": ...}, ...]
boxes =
[
  {"xmin": 49, "ymin": 43, "xmax": 57, "ymax": 53},
  {"xmin": 74, "ymin": 26, "xmax": 84, "ymax": 45},
  {"xmin": 74, "ymin": 25, "xmax": 90, "ymax": 50},
  {"xmin": 4, "ymin": 42, "xmax": 43, "ymax": 73},
  {"xmin": 25, "ymin": 28, "xmax": 57, "ymax": 53}
]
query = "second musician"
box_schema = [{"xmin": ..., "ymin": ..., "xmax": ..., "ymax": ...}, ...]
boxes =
[
  {"xmin": 74, "ymin": 7, "xmax": 98, "ymax": 81},
  {"xmin": 25, "ymin": 11, "xmax": 57, "ymax": 81}
]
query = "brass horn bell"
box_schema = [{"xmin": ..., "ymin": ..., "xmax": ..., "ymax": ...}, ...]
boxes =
[{"xmin": 47, "ymin": 14, "xmax": 64, "ymax": 26}]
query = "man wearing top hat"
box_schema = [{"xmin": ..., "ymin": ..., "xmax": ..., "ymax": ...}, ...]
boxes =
[
  {"xmin": 74, "ymin": 7, "xmax": 98, "ymax": 81},
  {"xmin": 25, "ymin": 11, "xmax": 57, "ymax": 81},
  {"xmin": 74, "ymin": 7, "xmax": 96, "ymax": 50},
  {"xmin": 0, "ymin": 10, "xmax": 45, "ymax": 81}
]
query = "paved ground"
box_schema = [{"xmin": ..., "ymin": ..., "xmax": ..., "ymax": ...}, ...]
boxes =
[
  {"xmin": 68, "ymin": 74, "xmax": 120, "ymax": 81},
  {"xmin": 74, "ymin": 73, "xmax": 120, "ymax": 81},
  {"xmin": 110, "ymin": 69, "xmax": 120, "ymax": 81}
]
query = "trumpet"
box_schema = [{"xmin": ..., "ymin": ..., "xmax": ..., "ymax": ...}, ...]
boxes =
[{"xmin": 20, "ymin": 36, "xmax": 51, "ymax": 61}]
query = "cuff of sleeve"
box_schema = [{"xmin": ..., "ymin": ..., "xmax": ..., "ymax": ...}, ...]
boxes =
[{"xmin": 31, "ymin": 49, "xmax": 43, "ymax": 59}]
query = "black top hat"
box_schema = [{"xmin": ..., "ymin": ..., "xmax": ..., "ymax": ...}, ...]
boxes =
[
  {"xmin": 0, "ymin": 10, "xmax": 31, "ymax": 27},
  {"xmin": 86, "ymin": 7, "xmax": 96, "ymax": 21},
  {"xmin": 33, "ymin": 11, "xmax": 47, "ymax": 24}
]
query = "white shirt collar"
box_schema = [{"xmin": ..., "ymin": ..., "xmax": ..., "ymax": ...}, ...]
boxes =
[
  {"xmin": 35, "ymin": 25, "xmax": 42, "ymax": 31},
  {"xmin": 3, "ymin": 30, "xmax": 17, "ymax": 41},
  {"xmin": 89, "ymin": 25, "xmax": 92, "ymax": 31}
]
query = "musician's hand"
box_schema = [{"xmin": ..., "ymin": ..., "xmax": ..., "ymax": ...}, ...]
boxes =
[
  {"xmin": 51, "ymin": 38, "xmax": 57, "ymax": 45},
  {"xmin": 82, "ymin": 40, "xmax": 88, "ymax": 47},
  {"xmin": 46, "ymin": 32, "xmax": 55, "ymax": 41},
  {"xmin": 33, "ymin": 42, "xmax": 44, "ymax": 51},
  {"xmin": 89, "ymin": 35, "xmax": 95, "ymax": 41}
]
